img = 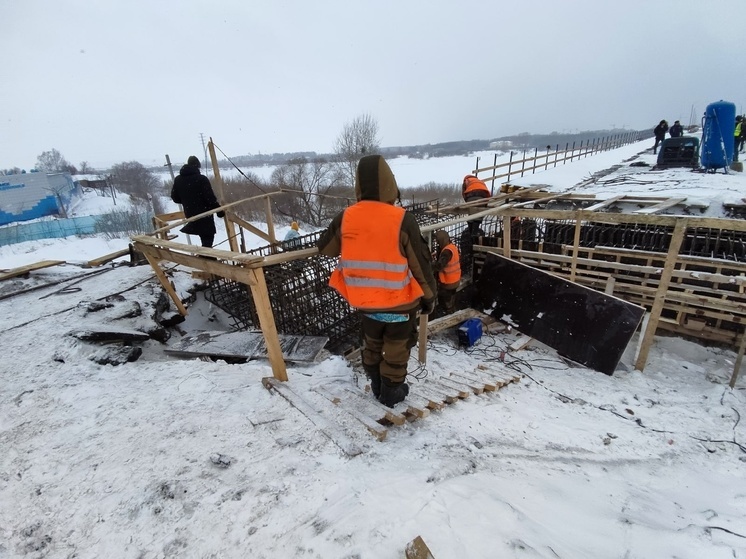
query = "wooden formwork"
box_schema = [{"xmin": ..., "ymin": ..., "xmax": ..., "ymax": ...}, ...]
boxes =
[
  {"xmin": 469, "ymin": 207, "xmax": 746, "ymax": 384},
  {"xmin": 133, "ymin": 158, "xmax": 746, "ymax": 389}
]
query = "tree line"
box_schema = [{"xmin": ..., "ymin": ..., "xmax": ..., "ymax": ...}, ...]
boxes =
[{"xmin": 3, "ymin": 113, "xmax": 463, "ymax": 229}]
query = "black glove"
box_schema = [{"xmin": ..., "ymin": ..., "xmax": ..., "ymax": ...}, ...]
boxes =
[
  {"xmin": 216, "ymin": 211, "xmax": 225, "ymax": 218},
  {"xmin": 421, "ymin": 297, "xmax": 436, "ymax": 315}
]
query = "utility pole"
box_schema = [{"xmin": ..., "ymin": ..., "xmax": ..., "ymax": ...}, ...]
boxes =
[
  {"xmin": 199, "ymin": 133, "xmax": 208, "ymax": 177},
  {"xmin": 165, "ymin": 154, "xmax": 191, "ymax": 245}
]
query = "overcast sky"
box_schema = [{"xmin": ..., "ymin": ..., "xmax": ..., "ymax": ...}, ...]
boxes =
[{"xmin": 2, "ymin": 0, "xmax": 745, "ymax": 171}]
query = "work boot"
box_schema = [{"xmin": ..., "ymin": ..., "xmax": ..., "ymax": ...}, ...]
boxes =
[
  {"xmin": 378, "ymin": 377, "xmax": 409, "ymax": 408},
  {"xmin": 363, "ymin": 364, "xmax": 381, "ymax": 398}
]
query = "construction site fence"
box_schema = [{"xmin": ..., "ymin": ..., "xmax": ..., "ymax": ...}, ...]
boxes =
[
  {"xmin": 0, "ymin": 210, "xmax": 153, "ymax": 247},
  {"xmin": 474, "ymin": 131, "xmax": 645, "ymax": 193}
]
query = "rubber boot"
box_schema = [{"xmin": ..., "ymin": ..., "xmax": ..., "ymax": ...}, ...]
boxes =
[
  {"xmin": 363, "ymin": 364, "xmax": 381, "ymax": 399},
  {"xmin": 378, "ymin": 377, "xmax": 409, "ymax": 408}
]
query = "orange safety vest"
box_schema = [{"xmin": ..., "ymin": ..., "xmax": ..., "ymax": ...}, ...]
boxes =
[
  {"xmin": 463, "ymin": 175, "xmax": 490, "ymax": 197},
  {"xmin": 438, "ymin": 243, "xmax": 461, "ymax": 285},
  {"xmin": 329, "ymin": 201, "xmax": 424, "ymax": 309}
]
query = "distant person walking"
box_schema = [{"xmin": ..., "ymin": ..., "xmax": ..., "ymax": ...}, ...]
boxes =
[
  {"xmin": 317, "ymin": 155, "xmax": 436, "ymax": 408},
  {"xmin": 652, "ymin": 120, "xmax": 669, "ymax": 154},
  {"xmin": 738, "ymin": 115, "xmax": 746, "ymax": 154},
  {"xmin": 735, "ymin": 116, "xmax": 743, "ymax": 162},
  {"xmin": 171, "ymin": 156, "xmax": 224, "ymax": 248},
  {"xmin": 669, "ymin": 120, "xmax": 683, "ymax": 138}
]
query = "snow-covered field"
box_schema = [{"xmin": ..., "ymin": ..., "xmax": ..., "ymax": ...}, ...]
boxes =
[{"xmin": 2, "ymin": 140, "xmax": 746, "ymax": 558}]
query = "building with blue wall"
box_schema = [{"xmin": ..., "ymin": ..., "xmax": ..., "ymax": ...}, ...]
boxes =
[{"xmin": 0, "ymin": 172, "xmax": 78, "ymax": 226}]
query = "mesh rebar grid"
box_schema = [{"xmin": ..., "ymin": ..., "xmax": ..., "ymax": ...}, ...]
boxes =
[
  {"xmin": 204, "ymin": 204, "xmax": 471, "ymax": 354},
  {"xmin": 205, "ymin": 230, "xmax": 362, "ymax": 353}
]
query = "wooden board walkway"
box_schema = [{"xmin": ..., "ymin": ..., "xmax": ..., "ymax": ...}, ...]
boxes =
[{"xmin": 262, "ymin": 365, "xmax": 523, "ymax": 454}]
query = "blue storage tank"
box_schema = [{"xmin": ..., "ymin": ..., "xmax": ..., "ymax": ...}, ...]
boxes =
[{"xmin": 700, "ymin": 100, "xmax": 736, "ymax": 170}]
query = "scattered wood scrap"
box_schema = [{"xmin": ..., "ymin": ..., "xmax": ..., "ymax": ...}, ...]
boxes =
[
  {"xmin": 508, "ymin": 334, "xmax": 533, "ymax": 352},
  {"xmin": 405, "ymin": 536, "xmax": 435, "ymax": 559},
  {"xmin": 262, "ymin": 377, "xmax": 363, "ymax": 457},
  {"xmin": 0, "ymin": 260, "xmax": 65, "ymax": 281},
  {"xmin": 85, "ymin": 248, "xmax": 130, "ymax": 268}
]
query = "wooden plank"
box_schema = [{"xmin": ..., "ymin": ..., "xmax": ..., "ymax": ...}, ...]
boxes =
[
  {"xmin": 397, "ymin": 395, "xmax": 432, "ymax": 419},
  {"xmin": 729, "ymin": 330, "xmax": 746, "ymax": 388},
  {"xmin": 341, "ymin": 387, "xmax": 407, "ymax": 426},
  {"xmin": 451, "ymin": 371, "xmax": 497, "ymax": 391},
  {"xmin": 262, "ymin": 377, "xmax": 363, "ymax": 457},
  {"xmin": 0, "ymin": 260, "xmax": 65, "ymax": 281},
  {"xmin": 405, "ymin": 535, "xmax": 436, "ymax": 559},
  {"xmin": 633, "ymin": 197, "xmax": 687, "ymax": 215},
  {"xmin": 141, "ymin": 252, "xmax": 187, "ymax": 315},
  {"xmin": 418, "ymin": 313, "xmax": 428, "ymax": 364},
  {"xmin": 635, "ymin": 220, "xmax": 687, "ymax": 371},
  {"xmin": 408, "ymin": 386, "xmax": 447, "ymax": 410},
  {"xmin": 417, "ymin": 382, "xmax": 460, "ymax": 404},
  {"xmin": 132, "ymin": 235, "xmax": 264, "ymax": 264},
  {"xmin": 444, "ymin": 375, "xmax": 484, "ymax": 395},
  {"xmin": 314, "ymin": 387, "xmax": 388, "ymax": 442},
  {"xmin": 433, "ymin": 378, "xmax": 472, "ymax": 398},
  {"xmin": 584, "ymin": 195, "xmax": 626, "ymax": 211},
  {"xmin": 86, "ymin": 248, "xmax": 129, "ymax": 267},
  {"xmin": 427, "ymin": 308, "xmax": 482, "ymax": 335},
  {"xmin": 248, "ymin": 267, "xmax": 288, "ymax": 382},
  {"xmin": 508, "ymin": 335, "xmax": 533, "ymax": 352}
]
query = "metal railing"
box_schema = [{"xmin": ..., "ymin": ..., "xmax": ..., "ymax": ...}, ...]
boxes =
[{"xmin": 474, "ymin": 131, "xmax": 644, "ymax": 193}]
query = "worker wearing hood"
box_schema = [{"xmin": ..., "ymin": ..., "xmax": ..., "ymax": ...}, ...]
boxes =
[
  {"xmin": 318, "ymin": 155, "xmax": 437, "ymax": 407},
  {"xmin": 433, "ymin": 229, "xmax": 461, "ymax": 315}
]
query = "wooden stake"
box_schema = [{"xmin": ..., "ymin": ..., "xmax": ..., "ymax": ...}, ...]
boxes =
[
  {"xmin": 142, "ymin": 252, "xmax": 187, "ymax": 315},
  {"xmin": 208, "ymin": 138, "xmax": 239, "ymax": 252},
  {"xmin": 729, "ymin": 330, "xmax": 746, "ymax": 388},
  {"xmin": 248, "ymin": 267, "xmax": 287, "ymax": 382},
  {"xmin": 418, "ymin": 313, "xmax": 428, "ymax": 364},
  {"xmin": 634, "ymin": 220, "xmax": 687, "ymax": 371}
]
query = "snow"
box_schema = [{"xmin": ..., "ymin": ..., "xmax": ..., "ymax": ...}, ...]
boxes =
[{"xmin": 2, "ymin": 139, "xmax": 746, "ymax": 558}]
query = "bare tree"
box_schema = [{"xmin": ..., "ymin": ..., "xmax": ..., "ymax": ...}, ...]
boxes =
[
  {"xmin": 78, "ymin": 161, "xmax": 93, "ymax": 174},
  {"xmin": 109, "ymin": 161, "xmax": 165, "ymax": 214},
  {"xmin": 1, "ymin": 167, "xmax": 22, "ymax": 175},
  {"xmin": 36, "ymin": 149, "xmax": 76, "ymax": 174},
  {"xmin": 271, "ymin": 157, "xmax": 350, "ymax": 226},
  {"xmin": 334, "ymin": 113, "xmax": 381, "ymax": 188}
]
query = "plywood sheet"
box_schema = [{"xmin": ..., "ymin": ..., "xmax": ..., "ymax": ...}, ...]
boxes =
[{"xmin": 475, "ymin": 253, "xmax": 644, "ymax": 375}]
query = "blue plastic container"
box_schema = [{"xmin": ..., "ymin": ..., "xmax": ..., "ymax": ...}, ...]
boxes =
[{"xmin": 700, "ymin": 100, "xmax": 736, "ymax": 169}]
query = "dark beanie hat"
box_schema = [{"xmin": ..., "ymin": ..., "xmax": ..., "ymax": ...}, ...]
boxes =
[{"xmin": 187, "ymin": 155, "xmax": 201, "ymax": 167}]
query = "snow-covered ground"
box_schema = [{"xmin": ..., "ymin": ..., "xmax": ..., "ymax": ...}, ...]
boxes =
[{"xmin": 2, "ymin": 140, "xmax": 746, "ymax": 558}]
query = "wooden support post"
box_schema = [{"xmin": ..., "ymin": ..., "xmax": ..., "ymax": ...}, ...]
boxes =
[
  {"xmin": 502, "ymin": 213, "xmax": 512, "ymax": 259},
  {"xmin": 570, "ymin": 213, "xmax": 582, "ymax": 282},
  {"xmin": 247, "ymin": 267, "xmax": 288, "ymax": 381},
  {"xmin": 418, "ymin": 313, "xmax": 428, "ymax": 364},
  {"xmin": 634, "ymin": 220, "xmax": 687, "ymax": 371},
  {"xmin": 208, "ymin": 138, "xmax": 239, "ymax": 252},
  {"xmin": 729, "ymin": 330, "xmax": 746, "ymax": 388},
  {"xmin": 264, "ymin": 196, "xmax": 277, "ymax": 247},
  {"xmin": 142, "ymin": 252, "xmax": 187, "ymax": 315}
]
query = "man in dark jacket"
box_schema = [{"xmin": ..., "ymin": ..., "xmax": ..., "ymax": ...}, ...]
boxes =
[
  {"xmin": 652, "ymin": 120, "xmax": 668, "ymax": 154},
  {"xmin": 170, "ymin": 156, "xmax": 224, "ymax": 247},
  {"xmin": 317, "ymin": 155, "xmax": 437, "ymax": 407},
  {"xmin": 669, "ymin": 120, "xmax": 683, "ymax": 138}
]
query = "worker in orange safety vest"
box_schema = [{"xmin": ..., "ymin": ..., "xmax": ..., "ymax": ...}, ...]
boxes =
[
  {"xmin": 432, "ymin": 230, "xmax": 461, "ymax": 316},
  {"xmin": 317, "ymin": 155, "xmax": 437, "ymax": 407}
]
